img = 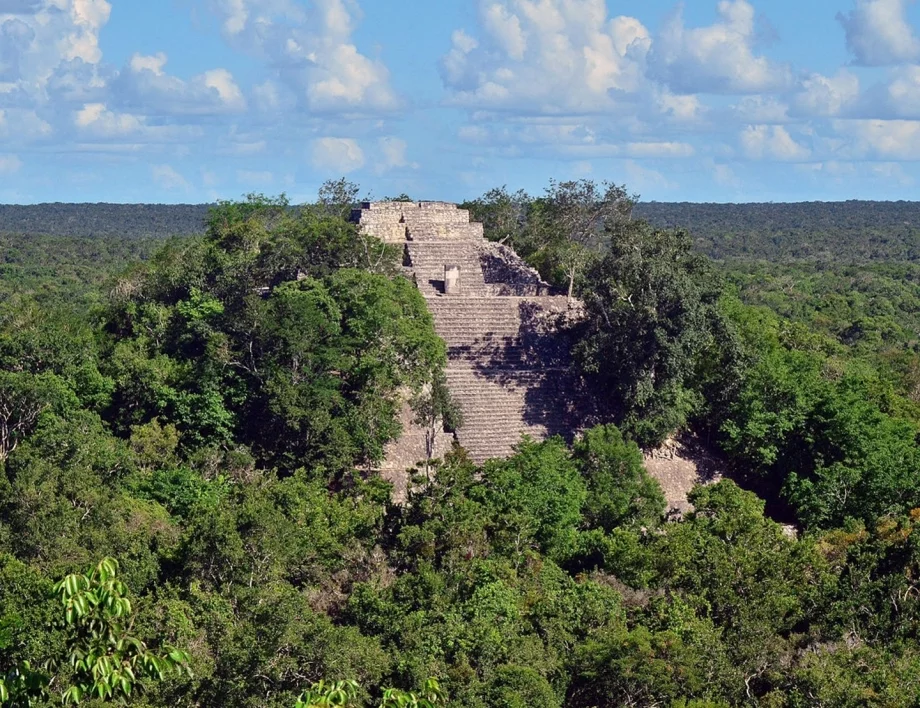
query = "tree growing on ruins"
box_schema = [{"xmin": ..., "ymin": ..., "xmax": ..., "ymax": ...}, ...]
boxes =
[
  {"xmin": 574, "ymin": 220, "xmax": 724, "ymax": 446},
  {"xmin": 411, "ymin": 370, "xmax": 463, "ymax": 476},
  {"xmin": 540, "ymin": 179, "xmax": 635, "ymax": 299},
  {"xmin": 317, "ymin": 178, "xmax": 364, "ymax": 220},
  {"xmin": 462, "ymin": 186, "xmax": 532, "ymax": 249}
]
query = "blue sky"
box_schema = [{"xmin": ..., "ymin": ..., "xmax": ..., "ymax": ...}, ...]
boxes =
[{"xmin": 3, "ymin": 0, "xmax": 920, "ymax": 204}]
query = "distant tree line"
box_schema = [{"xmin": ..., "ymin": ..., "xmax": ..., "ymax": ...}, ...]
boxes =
[
  {"xmin": 7, "ymin": 198, "xmax": 920, "ymax": 263},
  {"xmin": 636, "ymin": 200, "xmax": 920, "ymax": 262},
  {"xmin": 0, "ymin": 203, "xmax": 210, "ymax": 239}
]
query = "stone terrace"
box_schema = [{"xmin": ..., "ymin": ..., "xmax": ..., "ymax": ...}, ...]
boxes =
[{"xmin": 354, "ymin": 201, "xmax": 585, "ymax": 471}]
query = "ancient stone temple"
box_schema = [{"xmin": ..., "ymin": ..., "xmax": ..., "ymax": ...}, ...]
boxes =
[{"xmin": 353, "ymin": 201, "xmax": 586, "ymax": 489}]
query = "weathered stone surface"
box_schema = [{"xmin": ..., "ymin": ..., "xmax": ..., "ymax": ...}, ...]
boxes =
[{"xmin": 355, "ymin": 201, "xmax": 586, "ymax": 475}]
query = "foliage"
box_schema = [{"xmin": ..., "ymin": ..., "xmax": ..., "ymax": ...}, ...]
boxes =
[
  {"xmin": 572, "ymin": 220, "xmax": 727, "ymax": 446},
  {"xmin": 573, "ymin": 424, "xmax": 665, "ymax": 531},
  {"xmin": 636, "ymin": 200, "xmax": 920, "ymax": 262},
  {"xmin": 102, "ymin": 194, "xmax": 444, "ymax": 473},
  {"xmin": 5, "ymin": 187, "xmax": 920, "ymax": 706},
  {"xmin": 1, "ymin": 558, "xmax": 189, "ymax": 706},
  {"xmin": 294, "ymin": 678, "xmax": 445, "ymax": 708}
]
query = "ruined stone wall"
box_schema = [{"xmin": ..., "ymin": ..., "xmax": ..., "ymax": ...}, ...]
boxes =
[{"xmin": 355, "ymin": 201, "xmax": 585, "ymax": 479}]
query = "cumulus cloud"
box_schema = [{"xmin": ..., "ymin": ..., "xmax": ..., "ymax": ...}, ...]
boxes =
[
  {"xmin": 207, "ymin": 0, "xmax": 399, "ymax": 113},
  {"xmin": 625, "ymin": 160, "xmax": 677, "ymax": 191},
  {"xmin": 73, "ymin": 102, "xmax": 194, "ymax": 143},
  {"xmin": 741, "ymin": 125, "xmax": 811, "ymax": 160},
  {"xmin": 793, "ymin": 70, "xmax": 860, "ymax": 117},
  {"xmin": 0, "ymin": 0, "xmax": 110, "ymax": 97},
  {"xmin": 853, "ymin": 65, "xmax": 920, "ymax": 118},
  {"xmin": 649, "ymin": 0, "xmax": 791, "ymax": 94},
  {"xmin": 884, "ymin": 64, "xmax": 920, "ymax": 115},
  {"xmin": 311, "ymin": 137, "xmax": 365, "ymax": 173},
  {"xmin": 0, "ymin": 108, "xmax": 51, "ymax": 141},
  {"xmin": 440, "ymin": 0, "xmax": 651, "ymax": 112},
  {"xmin": 112, "ymin": 53, "xmax": 246, "ymax": 115},
  {"xmin": 833, "ymin": 118, "xmax": 920, "ymax": 159},
  {"xmin": 74, "ymin": 102, "xmax": 142, "ymax": 135},
  {"xmin": 837, "ymin": 0, "xmax": 920, "ymax": 66},
  {"xmin": 733, "ymin": 95, "xmax": 790, "ymax": 122},
  {"xmin": 656, "ymin": 90, "xmax": 706, "ymax": 122},
  {"xmin": 455, "ymin": 119, "xmax": 695, "ymax": 160}
]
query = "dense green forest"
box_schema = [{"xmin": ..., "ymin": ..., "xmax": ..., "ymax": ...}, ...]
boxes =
[
  {"xmin": 637, "ymin": 200, "xmax": 920, "ymax": 261},
  {"xmin": 0, "ymin": 205, "xmax": 209, "ymax": 239},
  {"xmin": 5, "ymin": 185, "xmax": 920, "ymax": 706},
  {"xmin": 9, "ymin": 199, "xmax": 920, "ymax": 263}
]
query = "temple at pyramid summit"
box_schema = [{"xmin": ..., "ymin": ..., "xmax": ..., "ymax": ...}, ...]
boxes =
[{"xmin": 352, "ymin": 201, "xmax": 588, "ymax": 484}]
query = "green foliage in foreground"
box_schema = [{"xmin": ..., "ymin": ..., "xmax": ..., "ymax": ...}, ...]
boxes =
[{"xmin": 1, "ymin": 558, "xmax": 189, "ymax": 706}]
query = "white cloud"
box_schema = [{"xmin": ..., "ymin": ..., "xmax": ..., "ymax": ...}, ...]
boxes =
[
  {"xmin": 440, "ymin": 0, "xmax": 651, "ymax": 112},
  {"xmin": 625, "ymin": 141, "xmax": 695, "ymax": 158},
  {"xmin": 207, "ymin": 0, "xmax": 399, "ymax": 114},
  {"xmin": 733, "ymin": 95, "xmax": 790, "ymax": 122},
  {"xmin": 129, "ymin": 52, "xmax": 167, "ymax": 75},
  {"xmin": 833, "ymin": 118, "xmax": 920, "ymax": 159},
  {"xmin": 864, "ymin": 64, "xmax": 920, "ymax": 118},
  {"xmin": 454, "ymin": 119, "xmax": 694, "ymax": 160},
  {"xmin": 220, "ymin": 139, "xmax": 266, "ymax": 156},
  {"xmin": 0, "ymin": 0, "xmax": 110, "ymax": 96},
  {"xmin": 0, "ymin": 107, "xmax": 52, "ymax": 141},
  {"xmin": 63, "ymin": 0, "xmax": 111, "ymax": 64},
  {"xmin": 648, "ymin": 0, "xmax": 791, "ymax": 94},
  {"xmin": 202, "ymin": 69, "xmax": 245, "ymax": 108},
  {"xmin": 837, "ymin": 0, "xmax": 920, "ymax": 66},
  {"xmin": 74, "ymin": 102, "xmax": 141, "ymax": 134},
  {"xmin": 114, "ymin": 54, "xmax": 246, "ymax": 115},
  {"xmin": 151, "ymin": 164, "xmax": 190, "ymax": 191},
  {"xmin": 73, "ymin": 102, "xmax": 193, "ymax": 143},
  {"xmin": 657, "ymin": 90, "xmax": 706, "ymax": 122},
  {"xmin": 872, "ymin": 161, "xmax": 914, "ymax": 183},
  {"xmin": 311, "ymin": 136, "xmax": 365, "ymax": 173},
  {"xmin": 741, "ymin": 125, "xmax": 811, "ymax": 160},
  {"xmin": 793, "ymin": 70, "xmax": 860, "ymax": 117},
  {"xmin": 0, "ymin": 154, "xmax": 22, "ymax": 173}
]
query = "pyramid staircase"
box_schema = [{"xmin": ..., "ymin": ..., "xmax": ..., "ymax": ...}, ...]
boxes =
[{"xmin": 354, "ymin": 201, "xmax": 584, "ymax": 468}]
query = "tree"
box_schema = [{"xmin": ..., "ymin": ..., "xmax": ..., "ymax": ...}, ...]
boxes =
[
  {"xmin": 477, "ymin": 437, "xmax": 586, "ymax": 561},
  {"xmin": 0, "ymin": 558, "xmax": 189, "ymax": 706},
  {"xmin": 572, "ymin": 220, "xmax": 726, "ymax": 446},
  {"xmin": 536, "ymin": 179, "xmax": 635, "ymax": 299},
  {"xmin": 411, "ymin": 369, "xmax": 463, "ymax": 476},
  {"xmin": 462, "ymin": 186, "xmax": 532, "ymax": 248},
  {"xmin": 573, "ymin": 424, "xmax": 666, "ymax": 531},
  {"xmin": 317, "ymin": 178, "xmax": 363, "ymax": 221},
  {"xmin": 0, "ymin": 372, "xmax": 76, "ymax": 464},
  {"xmin": 294, "ymin": 678, "xmax": 445, "ymax": 708}
]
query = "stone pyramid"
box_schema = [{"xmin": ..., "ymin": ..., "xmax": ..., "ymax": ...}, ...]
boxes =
[{"xmin": 353, "ymin": 201, "xmax": 586, "ymax": 487}]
